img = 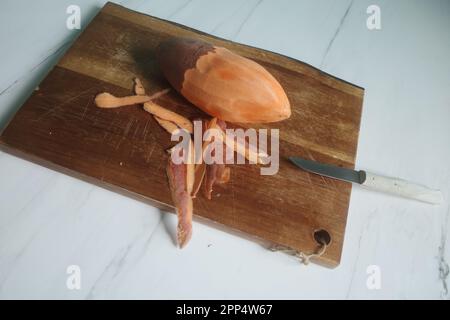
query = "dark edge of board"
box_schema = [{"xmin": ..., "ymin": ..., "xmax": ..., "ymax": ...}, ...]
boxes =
[
  {"xmin": 103, "ymin": 2, "xmax": 365, "ymax": 92},
  {"xmin": 0, "ymin": 141, "xmax": 337, "ymax": 267}
]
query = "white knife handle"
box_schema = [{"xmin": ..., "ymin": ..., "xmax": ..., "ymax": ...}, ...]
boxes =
[{"xmin": 362, "ymin": 171, "xmax": 443, "ymax": 205}]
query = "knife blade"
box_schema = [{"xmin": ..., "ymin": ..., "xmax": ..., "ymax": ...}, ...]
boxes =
[{"xmin": 289, "ymin": 157, "xmax": 443, "ymax": 205}]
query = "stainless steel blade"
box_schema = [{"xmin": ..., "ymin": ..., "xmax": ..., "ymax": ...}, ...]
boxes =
[{"xmin": 289, "ymin": 157, "xmax": 366, "ymax": 184}]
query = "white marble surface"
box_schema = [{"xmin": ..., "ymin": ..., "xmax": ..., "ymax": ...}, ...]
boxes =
[{"xmin": 0, "ymin": 0, "xmax": 449, "ymax": 299}]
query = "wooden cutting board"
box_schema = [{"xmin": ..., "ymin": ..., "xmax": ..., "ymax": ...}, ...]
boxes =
[{"xmin": 0, "ymin": 2, "xmax": 363, "ymax": 267}]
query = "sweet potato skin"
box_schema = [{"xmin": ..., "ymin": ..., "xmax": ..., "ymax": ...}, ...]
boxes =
[
  {"xmin": 166, "ymin": 139, "xmax": 195, "ymax": 249},
  {"xmin": 166, "ymin": 158, "xmax": 193, "ymax": 248}
]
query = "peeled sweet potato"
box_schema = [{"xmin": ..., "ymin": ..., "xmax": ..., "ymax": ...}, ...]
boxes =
[{"xmin": 157, "ymin": 38, "xmax": 291, "ymax": 123}]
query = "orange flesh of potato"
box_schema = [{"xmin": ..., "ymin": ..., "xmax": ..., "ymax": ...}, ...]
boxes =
[
  {"xmin": 143, "ymin": 101, "xmax": 193, "ymax": 134},
  {"xmin": 134, "ymin": 78, "xmax": 146, "ymax": 95},
  {"xmin": 95, "ymin": 93, "xmax": 152, "ymax": 108},
  {"xmin": 157, "ymin": 38, "xmax": 291, "ymax": 123}
]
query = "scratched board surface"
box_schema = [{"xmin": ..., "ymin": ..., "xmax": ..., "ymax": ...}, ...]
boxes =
[{"xmin": 0, "ymin": 2, "xmax": 363, "ymax": 267}]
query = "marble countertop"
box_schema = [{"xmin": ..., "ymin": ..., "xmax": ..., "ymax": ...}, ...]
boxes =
[{"xmin": 0, "ymin": 0, "xmax": 449, "ymax": 299}]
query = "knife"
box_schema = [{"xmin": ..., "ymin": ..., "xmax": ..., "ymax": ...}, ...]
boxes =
[{"xmin": 289, "ymin": 157, "xmax": 443, "ymax": 205}]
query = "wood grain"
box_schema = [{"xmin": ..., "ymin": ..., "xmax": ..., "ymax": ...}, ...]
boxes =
[{"xmin": 0, "ymin": 2, "xmax": 364, "ymax": 267}]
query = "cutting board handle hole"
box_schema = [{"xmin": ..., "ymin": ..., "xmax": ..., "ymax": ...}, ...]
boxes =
[{"xmin": 314, "ymin": 229, "xmax": 331, "ymax": 246}]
